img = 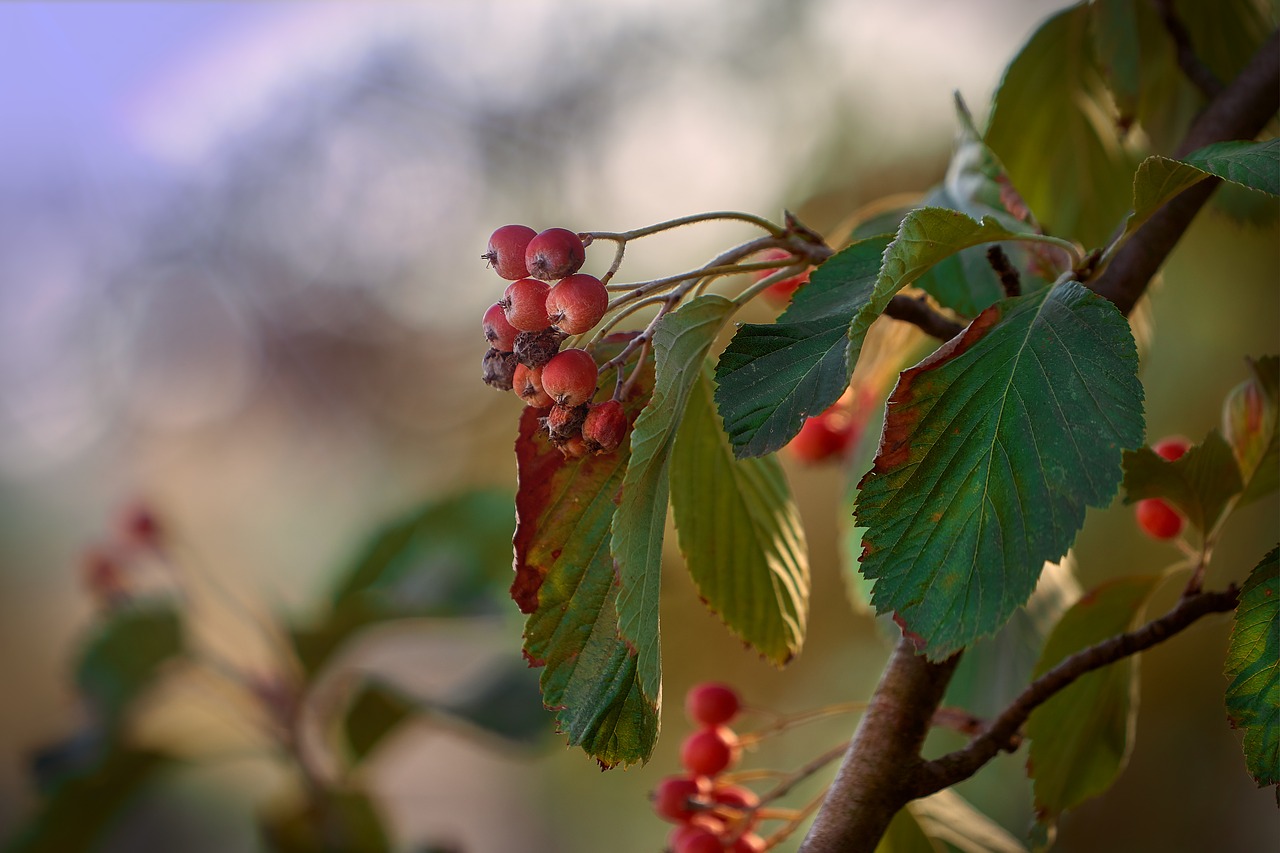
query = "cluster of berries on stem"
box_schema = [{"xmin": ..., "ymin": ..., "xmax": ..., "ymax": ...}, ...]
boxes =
[{"xmin": 1134, "ymin": 436, "xmax": 1190, "ymax": 541}]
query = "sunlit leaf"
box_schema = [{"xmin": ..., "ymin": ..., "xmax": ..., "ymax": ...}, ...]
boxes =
[
  {"xmin": 75, "ymin": 604, "xmax": 185, "ymax": 727},
  {"xmin": 672, "ymin": 370, "xmax": 809, "ymax": 664},
  {"xmin": 1026, "ymin": 574, "xmax": 1164, "ymax": 823},
  {"xmin": 1122, "ymin": 430, "xmax": 1243, "ymax": 534},
  {"xmin": 855, "ymin": 281, "xmax": 1144, "ymax": 660},
  {"xmin": 1225, "ymin": 546, "xmax": 1279, "ymax": 788}
]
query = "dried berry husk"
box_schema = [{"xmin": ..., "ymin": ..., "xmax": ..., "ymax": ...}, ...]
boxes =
[
  {"xmin": 482, "ymin": 348, "xmax": 518, "ymax": 391},
  {"xmin": 514, "ymin": 327, "xmax": 567, "ymax": 369},
  {"xmin": 544, "ymin": 403, "xmax": 589, "ymax": 443}
]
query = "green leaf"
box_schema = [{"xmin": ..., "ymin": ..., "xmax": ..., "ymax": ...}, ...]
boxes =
[
  {"xmin": 854, "ymin": 281, "xmax": 1144, "ymax": 660},
  {"xmin": 910, "ymin": 789, "xmax": 1028, "ymax": 853},
  {"xmin": 1025, "ymin": 574, "xmax": 1164, "ymax": 822},
  {"xmin": 513, "ymin": 352, "xmax": 659, "ymax": 767},
  {"xmin": 1090, "ymin": 0, "xmax": 1141, "ymax": 119},
  {"xmin": 1223, "ymin": 355, "xmax": 1280, "ymax": 505},
  {"xmin": 614, "ymin": 295, "xmax": 737, "ymax": 708},
  {"xmin": 716, "ymin": 236, "xmax": 889, "ymax": 458},
  {"xmin": 672, "ymin": 370, "xmax": 809, "ymax": 664},
  {"xmin": 1122, "ymin": 430, "xmax": 1244, "ymax": 533},
  {"xmin": 75, "ymin": 604, "xmax": 185, "ymax": 727},
  {"xmin": 875, "ymin": 805, "xmax": 942, "ymax": 853},
  {"xmin": 986, "ymin": 3, "xmax": 1136, "ymax": 247},
  {"xmin": 1225, "ymin": 546, "xmax": 1280, "ymax": 788}
]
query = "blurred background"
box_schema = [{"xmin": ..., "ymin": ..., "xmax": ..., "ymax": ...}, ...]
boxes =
[{"xmin": 0, "ymin": 2, "xmax": 1275, "ymax": 851}]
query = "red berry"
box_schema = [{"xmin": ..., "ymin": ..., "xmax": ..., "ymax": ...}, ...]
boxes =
[
  {"xmin": 652, "ymin": 775, "xmax": 710, "ymax": 823},
  {"xmin": 513, "ymin": 364, "xmax": 553, "ymax": 408},
  {"xmin": 483, "ymin": 224, "xmax": 537, "ymax": 280},
  {"xmin": 1153, "ymin": 435, "xmax": 1190, "ymax": 461},
  {"xmin": 502, "ymin": 278, "xmax": 552, "ymax": 332},
  {"xmin": 1136, "ymin": 497, "xmax": 1184, "ymax": 540},
  {"xmin": 541, "ymin": 348, "xmax": 599, "ymax": 407},
  {"xmin": 118, "ymin": 502, "xmax": 163, "ymax": 551},
  {"xmin": 728, "ymin": 833, "xmax": 766, "ymax": 853},
  {"xmin": 711, "ymin": 783, "xmax": 759, "ymax": 833},
  {"xmin": 680, "ymin": 726, "xmax": 740, "ymax": 777},
  {"xmin": 755, "ymin": 247, "xmax": 810, "ymax": 306},
  {"xmin": 483, "ymin": 302, "xmax": 520, "ymax": 351},
  {"xmin": 786, "ymin": 409, "xmax": 855, "ymax": 464},
  {"xmin": 670, "ymin": 824, "xmax": 724, "ymax": 853},
  {"xmin": 686, "ymin": 682, "xmax": 741, "ymax": 727},
  {"xmin": 525, "ymin": 227, "xmax": 586, "ymax": 281},
  {"xmin": 546, "ymin": 273, "xmax": 609, "ymax": 334},
  {"xmin": 581, "ymin": 399, "xmax": 628, "ymax": 455}
]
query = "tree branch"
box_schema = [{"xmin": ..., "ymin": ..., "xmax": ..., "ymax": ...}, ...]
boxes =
[
  {"xmin": 1089, "ymin": 29, "xmax": 1280, "ymax": 315},
  {"xmin": 885, "ymin": 295, "xmax": 964, "ymax": 341},
  {"xmin": 1152, "ymin": 0, "xmax": 1226, "ymax": 100}
]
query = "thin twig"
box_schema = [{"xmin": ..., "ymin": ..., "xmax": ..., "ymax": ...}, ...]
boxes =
[
  {"xmin": 1152, "ymin": 0, "xmax": 1226, "ymax": 99},
  {"xmin": 884, "ymin": 295, "xmax": 965, "ymax": 341}
]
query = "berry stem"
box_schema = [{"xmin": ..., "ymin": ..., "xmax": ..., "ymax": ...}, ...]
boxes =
[
  {"xmin": 582, "ymin": 210, "xmax": 787, "ymax": 243},
  {"xmin": 738, "ymin": 700, "xmax": 868, "ymax": 746},
  {"xmin": 756, "ymin": 742, "xmax": 849, "ymax": 807},
  {"xmin": 761, "ymin": 789, "xmax": 831, "ymax": 850}
]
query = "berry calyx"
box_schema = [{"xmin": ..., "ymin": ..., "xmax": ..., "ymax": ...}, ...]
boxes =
[
  {"xmin": 482, "ymin": 348, "xmax": 518, "ymax": 391},
  {"xmin": 541, "ymin": 348, "xmax": 599, "ymax": 407},
  {"xmin": 787, "ymin": 408, "xmax": 855, "ymax": 464},
  {"xmin": 545, "ymin": 403, "xmax": 588, "ymax": 443},
  {"xmin": 513, "ymin": 363, "xmax": 553, "ymax": 408},
  {"xmin": 651, "ymin": 774, "xmax": 710, "ymax": 824},
  {"xmin": 680, "ymin": 726, "xmax": 740, "ymax": 777},
  {"xmin": 502, "ymin": 278, "xmax": 552, "ymax": 332},
  {"xmin": 483, "ymin": 302, "xmax": 520, "ymax": 351},
  {"xmin": 1153, "ymin": 435, "xmax": 1191, "ymax": 461},
  {"xmin": 513, "ymin": 327, "xmax": 566, "ymax": 369},
  {"xmin": 483, "ymin": 224, "xmax": 537, "ymax": 280},
  {"xmin": 546, "ymin": 273, "xmax": 609, "ymax": 335},
  {"xmin": 1136, "ymin": 497, "xmax": 1184, "ymax": 540},
  {"xmin": 686, "ymin": 682, "xmax": 741, "ymax": 727},
  {"xmin": 581, "ymin": 399, "xmax": 628, "ymax": 455},
  {"xmin": 525, "ymin": 227, "xmax": 586, "ymax": 281}
]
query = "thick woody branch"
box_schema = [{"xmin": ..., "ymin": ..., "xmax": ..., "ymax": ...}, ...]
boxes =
[{"xmin": 885, "ymin": 295, "xmax": 965, "ymax": 341}]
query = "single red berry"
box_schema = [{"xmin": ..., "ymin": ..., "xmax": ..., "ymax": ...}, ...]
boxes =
[
  {"xmin": 82, "ymin": 547, "xmax": 128, "ymax": 604},
  {"xmin": 483, "ymin": 224, "xmax": 537, "ymax": 280},
  {"xmin": 728, "ymin": 832, "xmax": 766, "ymax": 853},
  {"xmin": 786, "ymin": 409, "xmax": 855, "ymax": 464},
  {"xmin": 670, "ymin": 824, "xmax": 724, "ymax": 853},
  {"xmin": 513, "ymin": 364, "xmax": 553, "ymax": 408},
  {"xmin": 541, "ymin": 348, "xmax": 599, "ymax": 407},
  {"xmin": 651, "ymin": 775, "xmax": 710, "ymax": 824},
  {"xmin": 686, "ymin": 682, "xmax": 741, "ymax": 727},
  {"xmin": 1153, "ymin": 435, "xmax": 1191, "ymax": 462},
  {"xmin": 502, "ymin": 278, "xmax": 552, "ymax": 332},
  {"xmin": 546, "ymin": 273, "xmax": 608, "ymax": 335},
  {"xmin": 581, "ymin": 399, "xmax": 628, "ymax": 455},
  {"xmin": 755, "ymin": 247, "xmax": 810, "ymax": 306},
  {"xmin": 1136, "ymin": 497, "xmax": 1184, "ymax": 540},
  {"xmin": 680, "ymin": 726, "xmax": 740, "ymax": 777},
  {"xmin": 525, "ymin": 227, "xmax": 586, "ymax": 281},
  {"xmin": 483, "ymin": 302, "xmax": 520, "ymax": 351}
]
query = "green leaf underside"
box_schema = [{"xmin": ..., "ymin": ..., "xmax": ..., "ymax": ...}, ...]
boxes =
[
  {"xmin": 76, "ymin": 604, "xmax": 185, "ymax": 727},
  {"xmin": 513, "ymin": 338, "xmax": 659, "ymax": 767},
  {"xmin": 672, "ymin": 370, "xmax": 809, "ymax": 664},
  {"xmin": 614, "ymin": 295, "xmax": 737, "ymax": 710},
  {"xmin": 1122, "ymin": 139, "xmax": 1280, "ymax": 246},
  {"xmin": 986, "ymin": 3, "xmax": 1136, "ymax": 248},
  {"xmin": 1122, "ymin": 430, "xmax": 1243, "ymax": 533},
  {"xmin": 1026, "ymin": 574, "xmax": 1163, "ymax": 822},
  {"xmin": 855, "ymin": 281, "xmax": 1144, "ymax": 660},
  {"xmin": 1225, "ymin": 546, "xmax": 1280, "ymax": 787},
  {"xmin": 715, "ymin": 235, "xmax": 890, "ymax": 458}
]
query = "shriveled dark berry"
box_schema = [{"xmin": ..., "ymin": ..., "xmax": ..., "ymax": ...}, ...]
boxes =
[
  {"xmin": 513, "ymin": 327, "xmax": 567, "ymax": 369},
  {"xmin": 482, "ymin": 347, "xmax": 518, "ymax": 391}
]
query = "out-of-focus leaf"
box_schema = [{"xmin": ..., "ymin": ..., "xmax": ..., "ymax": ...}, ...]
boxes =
[
  {"xmin": 910, "ymin": 789, "xmax": 1028, "ymax": 853},
  {"xmin": 514, "ymin": 336, "xmax": 659, "ymax": 767},
  {"xmin": 1122, "ymin": 431, "xmax": 1243, "ymax": 534},
  {"xmin": 986, "ymin": 3, "xmax": 1136, "ymax": 247},
  {"xmin": 614, "ymin": 295, "xmax": 736, "ymax": 712},
  {"xmin": 854, "ymin": 281, "xmax": 1144, "ymax": 660},
  {"xmin": 715, "ymin": 235, "xmax": 890, "ymax": 459},
  {"xmin": 75, "ymin": 603, "xmax": 185, "ymax": 727},
  {"xmin": 672, "ymin": 370, "xmax": 809, "ymax": 664},
  {"xmin": 260, "ymin": 787, "xmax": 391, "ymax": 853},
  {"xmin": 1223, "ymin": 355, "xmax": 1279, "ymax": 505},
  {"xmin": 1025, "ymin": 574, "xmax": 1164, "ymax": 824},
  {"xmin": 343, "ymin": 681, "xmax": 415, "ymax": 765},
  {"xmin": 874, "ymin": 804, "xmax": 941, "ymax": 853},
  {"xmin": 1091, "ymin": 0, "xmax": 1141, "ymax": 118},
  {"xmin": 1225, "ymin": 546, "xmax": 1279, "ymax": 788}
]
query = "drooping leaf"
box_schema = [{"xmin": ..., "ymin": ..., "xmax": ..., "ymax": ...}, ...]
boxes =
[
  {"xmin": 75, "ymin": 603, "xmax": 185, "ymax": 727},
  {"xmin": 1223, "ymin": 355, "xmax": 1280, "ymax": 505},
  {"xmin": 1025, "ymin": 574, "xmax": 1165, "ymax": 823},
  {"xmin": 514, "ymin": 340, "xmax": 659, "ymax": 767},
  {"xmin": 1225, "ymin": 546, "xmax": 1279, "ymax": 788},
  {"xmin": 614, "ymin": 295, "xmax": 737, "ymax": 709},
  {"xmin": 671, "ymin": 370, "xmax": 809, "ymax": 664},
  {"xmin": 715, "ymin": 235, "xmax": 890, "ymax": 458},
  {"xmin": 986, "ymin": 3, "xmax": 1137, "ymax": 247},
  {"xmin": 1122, "ymin": 430, "xmax": 1244, "ymax": 534},
  {"xmin": 854, "ymin": 281, "xmax": 1144, "ymax": 660}
]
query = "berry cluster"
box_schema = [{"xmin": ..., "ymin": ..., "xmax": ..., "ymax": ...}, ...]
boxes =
[
  {"xmin": 1134, "ymin": 435, "xmax": 1190, "ymax": 540},
  {"xmin": 480, "ymin": 225, "xmax": 626, "ymax": 456},
  {"xmin": 652, "ymin": 683, "xmax": 766, "ymax": 853},
  {"xmin": 80, "ymin": 502, "xmax": 165, "ymax": 609}
]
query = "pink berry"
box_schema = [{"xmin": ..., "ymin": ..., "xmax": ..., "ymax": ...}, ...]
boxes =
[
  {"xmin": 787, "ymin": 408, "xmax": 855, "ymax": 464},
  {"xmin": 546, "ymin": 273, "xmax": 608, "ymax": 335},
  {"xmin": 483, "ymin": 224, "xmax": 537, "ymax": 280},
  {"xmin": 483, "ymin": 302, "xmax": 519, "ymax": 351},
  {"xmin": 728, "ymin": 833, "xmax": 766, "ymax": 853},
  {"xmin": 541, "ymin": 348, "xmax": 599, "ymax": 407},
  {"xmin": 755, "ymin": 247, "xmax": 810, "ymax": 306},
  {"xmin": 1136, "ymin": 498, "xmax": 1183, "ymax": 540},
  {"xmin": 652, "ymin": 775, "xmax": 710, "ymax": 824},
  {"xmin": 671, "ymin": 826, "xmax": 724, "ymax": 853},
  {"xmin": 686, "ymin": 682, "xmax": 741, "ymax": 727},
  {"xmin": 680, "ymin": 726, "xmax": 740, "ymax": 777},
  {"xmin": 513, "ymin": 364, "xmax": 553, "ymax": 408},
  {"xmin": 1153, "ymin": 436, "xmax": 1190, "ymax": 461},
  {"xmin": 525, "ymin": 227, "xmax": 586, "ymax": 281},
  {"xmin": 581, "ymin": 400, "xmax": 628, "ymax": 455},
  {"xmin": 502, "ymin": 278, "xmax": 552, "ymax": 332}
]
